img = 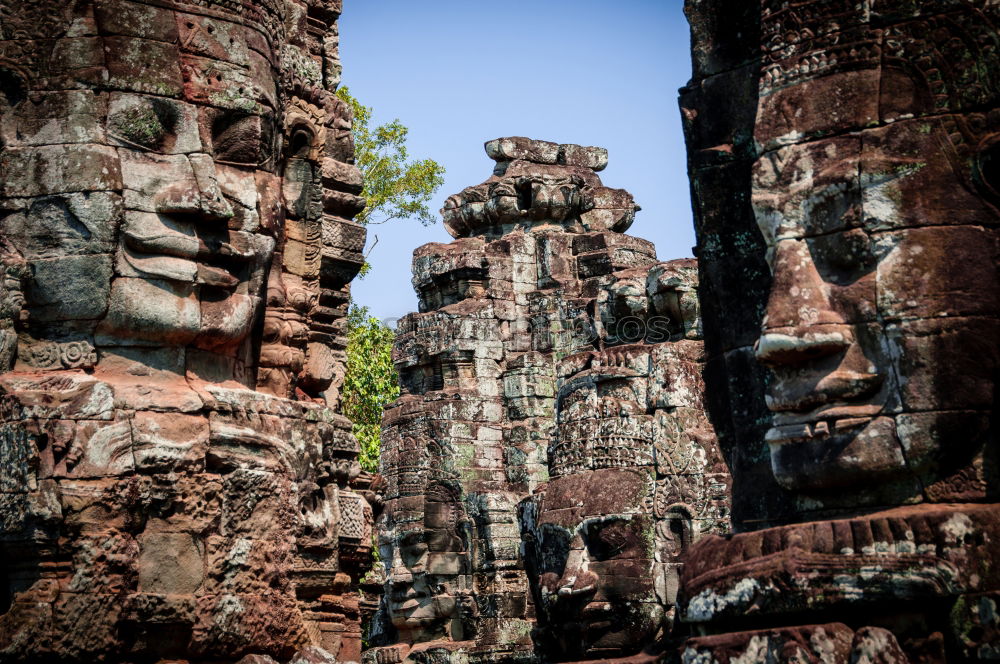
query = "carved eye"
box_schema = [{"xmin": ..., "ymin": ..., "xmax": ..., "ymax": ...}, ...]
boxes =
[
  {"xmin": 807, "ymin": 229, "xmax": 877, "ymax": 286},
  {"xmin": 582, "ymin": 518, "xmax": 635, "ymax": 561},
  {"xmin": 212, "ymin": 112, "xmax": 274, "ymax": 167},
  {"xmin": 0, "ymin": 68, "xmax": 26, "ymax": 110},
  {"xmin": 109, "ymin": 98, "xmax": 177, "ymax": 150}
]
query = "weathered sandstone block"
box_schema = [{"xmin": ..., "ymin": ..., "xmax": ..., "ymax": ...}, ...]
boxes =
[
  {"xmin": 678, "ymin": 0, "xmax": 1000, "ymax": 658},
  {"xmin": 0, "ymin": 1, "xmax": 375, "ymax": 662}
]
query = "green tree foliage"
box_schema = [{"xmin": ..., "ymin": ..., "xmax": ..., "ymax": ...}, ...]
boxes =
[
  {"xmin": 342, "ymin": 305, "xmax": 399, "ymax": 473},
  {"xmin": 337, "ymin": 88, "xmax": 440, "ymax": 471},
  {"xmin": 336, "ymin": 86, "xmax": 445, "ymax": 227}
]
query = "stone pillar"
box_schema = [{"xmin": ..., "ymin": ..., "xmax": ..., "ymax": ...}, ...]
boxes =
[
  {"xmin": 678, "ymin": 0, "xmax": 1000, "ymax": 659},
  {"xmin": 0, "ymin": 1, "xmax": 376, "ymax": 662},
  {"xmin": 369, "ymin": 138, "xmax": 728, "ymax": 664}
]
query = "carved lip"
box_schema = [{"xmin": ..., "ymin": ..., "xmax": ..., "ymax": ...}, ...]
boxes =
[
  {"xmin": 766, "ymin": 400, "xmax": 884, "ymax": 447},
  {"xmin": 123, "ymin": 229, "xmax": 254, "ymax": 289},
  {"xmin": 389, "ymin": 588, "xmax": 427, "ymax": 602},
  {"xmin": 765, "ymin": 414, "xmax": 875, "ymax": 447},
  {"xmin": 389, "ymin": 598, "xmax": 440, "ymax": 627},
  {"xmin": 393, "ymin": 598, "xmax": 423, "ymax": 612},
  {"xmin": 764, "ymin": 369, "xmax": 884, "ymax": 414},
  {"xmin": 580, "ymin": 601, "xmax": 613, "ymax": 619},
  {"xmin": 771, "ymin": 402, "xmax": 882, "ymax": 426}
]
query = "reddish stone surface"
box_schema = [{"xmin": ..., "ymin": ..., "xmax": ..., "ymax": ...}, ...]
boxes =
[
  {"xmin": 0, "ymin": 1, "xmax": 375, "ymax": 662},
  {"xmin": 678, "ymin": 0, "xmax": 1000, "ymax": 658}
]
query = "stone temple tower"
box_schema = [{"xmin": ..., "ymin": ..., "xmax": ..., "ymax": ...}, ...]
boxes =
[{"xmin": 368, "ymin": 138, "xmax": 729, "ymax": 663}]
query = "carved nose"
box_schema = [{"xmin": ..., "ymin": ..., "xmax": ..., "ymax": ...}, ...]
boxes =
[
  {"xmin": 154, "ymin": 153, "xmax": 233, "ymax": 222},
  {"xmin": 756, "ymin": 238, "xmax": 852, "ymax": 367},
  {"xmin": 539, "ymin": 572, "xmax": 561, "ymax": 594},
  {"xmin": 762, "ymin": 239, "xmax": 844, "ymax": 324},
  {"xmin": 556, "ymin": 569, "xmax": 598, "ymax": 598},
  {"xmin": 542, "ymin": 548, "xmax": 599, "ymax": 602}
]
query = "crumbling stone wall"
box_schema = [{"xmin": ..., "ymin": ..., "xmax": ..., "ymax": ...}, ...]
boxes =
[
  {"xmin": 678, "ymin": 0, "xmax": 1000, "ymax": 659},
  {"xmin": 0, "ymin": 1, "xmax": 377, "ymax": 662},
  {"xmin": 369, "ymin": 138, "xmax": 729, "ymax": 664}
]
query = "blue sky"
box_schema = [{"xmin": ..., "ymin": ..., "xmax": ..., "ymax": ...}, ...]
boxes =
[{"xmin": 339, "ymin": 0, "xmax": 693, "ymax": 322}]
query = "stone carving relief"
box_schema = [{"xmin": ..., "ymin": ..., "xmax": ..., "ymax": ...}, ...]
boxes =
[
  {"xmin": 367, "ymin": 138, "xmax": 726, "ymax": 664},
  {"xmin": 521, "ymin": 261, "xmax": 727, "ymax": 663},
  {"xmin": 678, "ymin": 0, "xmax": 1000, "ymax": 658},
  {"xmin": 0, "ymin": 1, "xmax": 376, "ymax": 662}
]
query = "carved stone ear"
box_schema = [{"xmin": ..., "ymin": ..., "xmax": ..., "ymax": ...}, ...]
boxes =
[
  {"xmin": 0, "ymin": 67, "xmax": 27, "ymax": 111},
  {"xmin": 974, "ymin": 135, "xmax": 1000, "ymax": 208},
  {"xmin": 0, "ymin": 67, "xmax": 27, "ymax": 149}
]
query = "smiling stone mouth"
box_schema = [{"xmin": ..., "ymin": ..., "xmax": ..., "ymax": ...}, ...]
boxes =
[
  {"xmin": 195, "ymin": 234, "xmax": 257, "ymax": 286},
  {"xmin": 197, "ymin": 253, "xmax": 247, "ymax": 288},
  {"xmin": 580, "ymin": 601, "xmax": 612, "ymax": 619},
  {"xmin": 766, "ymin": 396, "xmax": 886, "ymax": 447},
  {"xmin": 394, "ymin": 598, "xmax": 423, "ymax": 611},
  {"xmin": 123, "ymin": 233, "xmax": 254, "ymax": 290},
  {"xmin": 390, "ymin": 588, "xmax": 430, "ymax": 603},
  {"xmin": 765, "ymin": 415, "xmax": 874, "ymax": 446},
  {"xmin": 764, "ymin": 367, "xmax": 886, "ymax": 414},
  {"xmin": 771, "ymin": 402, "xmax": 883, "ymax": 426}
]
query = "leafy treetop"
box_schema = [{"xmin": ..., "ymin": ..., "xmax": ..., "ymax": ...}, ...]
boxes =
[{"xmin": 336, "ymin": 86, "xmax": 445, "ymax": 227}]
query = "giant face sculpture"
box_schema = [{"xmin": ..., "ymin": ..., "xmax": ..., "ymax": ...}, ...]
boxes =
[
  {"xmin": 675, "ymin": 0, "xmax": 1000, "ymax": 656},
  {"xmin": 524, "ymin": 466, "xmax": 660, "ymax": 661},
  {"xmin": 380, "ymin": 483, "xmax": 472, "ymax": 646},
  {"xmin": 0, "ymin": 1, "xmax": 369, "ymax": 661},
  {"xmin": 94, "ymin": 78, "xmax": 277, "ymax": 356},
  {"xmin": 750, "ymin": 44, "xmax": 1000, "ymax": 504},
  {"xmin": 522, "ymin": 261, "xmax": 726, "ymax": 662},
  {"xmin": 0, "ymin": 2, "xmax": 286, "ymax": 379},
  {"xmin": 373, "ymin": 412, "xmax": 475, "ymax": 657}
]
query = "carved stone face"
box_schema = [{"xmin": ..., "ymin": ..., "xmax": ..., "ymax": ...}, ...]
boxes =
[
  {"xmin": 0, "ymin": 3, "xmax": 369, "ymax": 661},
  {"xmin": 520, "ymin": 263, "xmax": 724, "ymax": 660},
  {"xmin": 98, "ymin": 92, "xmax": 277, "ymax": 353},
  {"xmin": 0, "ymin": 0, "xmax": 293, "ymax": 379},
  {"xmin": 381, "ymin": 487, "xmax": 470, "ymax": 644},
  {"xmin": 525, "ymin": 355, "xmax": 662, "ymax": 661},
  {"xmin": 524, "ymin": 469, "xmax": 660, "ymax": 661},
  {"xmin": 752, "ymin": 118, "xmax": 1000, "ymax": 498},
  {"xmin": 736, "ymin": 2, "xmax": 1000, "ymax": 505}
]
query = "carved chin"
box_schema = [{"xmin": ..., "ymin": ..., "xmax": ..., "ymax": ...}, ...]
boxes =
[
  {"xmin": 97, "ymin": 277, "xmax": 200, "ymax": 346},
  {"xmin": 390, "ymin": 596, "xmax": 456, "ymax": 630},
  {"xmin": 197, "ymin": 293, "xmax": 257, "ymax": 350},
  {"xmin": 768, "ymin": 414, "xmax": 906, "ymax": 491}
]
